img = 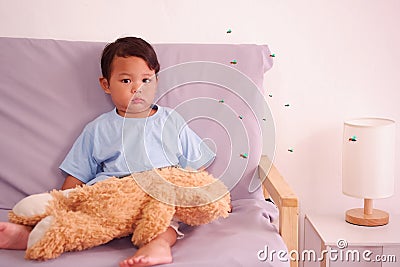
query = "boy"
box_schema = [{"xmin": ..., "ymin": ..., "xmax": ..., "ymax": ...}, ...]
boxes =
[{"xmin": 0, "ymin": 37, "xmax": 215, "ymax": 267}]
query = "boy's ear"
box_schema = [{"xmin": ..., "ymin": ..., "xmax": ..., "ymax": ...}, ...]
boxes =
[{"xmin": 99, "ymin": 77, "xmax": 111, "ymax": 94}]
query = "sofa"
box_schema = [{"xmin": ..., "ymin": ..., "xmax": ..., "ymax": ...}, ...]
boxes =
[{"xmin": 0, "ymin": 37, "xmax": 298, "ymax": 267}]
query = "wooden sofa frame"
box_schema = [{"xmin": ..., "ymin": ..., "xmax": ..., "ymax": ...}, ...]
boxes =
[{"xmin": 259, "ymin": 155, "xmax": 299, "ymax": 267}]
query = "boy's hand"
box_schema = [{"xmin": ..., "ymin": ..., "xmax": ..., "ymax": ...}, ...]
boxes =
[{"xmin": 61, "ymin": 175, "xmax": 84, "ymax": 190}]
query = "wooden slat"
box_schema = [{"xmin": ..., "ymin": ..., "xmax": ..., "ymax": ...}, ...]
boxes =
[
  {"xmin": 258, "ymin": 156, "xmax": 298, "ymax": 208},
  {"xmin": 258, "ymin": 155, "xmax": 299, "ymax": 267}
]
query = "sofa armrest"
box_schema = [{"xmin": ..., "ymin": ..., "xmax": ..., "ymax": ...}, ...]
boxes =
[{"xmin": 258, "ymin": 155, "xmax": 299, "ymax": 267}]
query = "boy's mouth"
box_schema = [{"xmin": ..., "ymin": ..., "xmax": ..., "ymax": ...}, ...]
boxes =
[{"xmin": 131, "ymin": 98, "xmax": 144, "ymax": 104}]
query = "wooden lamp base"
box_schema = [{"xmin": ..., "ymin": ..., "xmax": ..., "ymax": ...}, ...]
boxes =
[{"xmin": 345, "ymin": 199, "xmax": 389, "ymax": 226}]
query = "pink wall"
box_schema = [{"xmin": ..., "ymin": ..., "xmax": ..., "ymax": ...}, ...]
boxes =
[{"xmin": 265, "ymin": 1, "xmax": 400, "ymax": 217}]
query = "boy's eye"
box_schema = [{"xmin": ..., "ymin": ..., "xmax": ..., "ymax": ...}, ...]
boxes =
[
  {"xmin": 142, "ymin": 78, "xmax": 152, "ymax": 84},
  {"xmin": 121, "ymin": 79, "xmax": 131, "ymax": 84}
]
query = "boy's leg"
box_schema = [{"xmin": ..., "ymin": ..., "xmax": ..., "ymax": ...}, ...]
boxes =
[
  {"xmin": 0, "ymin": 222, "xmax": 31, "ymax": 249},
  {"xmin": 119, "ymin": 226, "xmax": 177, "ymax": 267}
]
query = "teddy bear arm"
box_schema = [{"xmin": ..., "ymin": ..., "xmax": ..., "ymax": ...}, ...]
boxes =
[
  {"xmin": 25, "ymin": 209, "xmax": 127, "ymax": 260},
  {"xmin": 8, "ymin": 192, "xmax": 55, "ymax": 226},
  {"xmin": 132, "ymin": 199, "xmax": 175, "ymax": 247},
  {"xmin": 175, "ymin": 193, "xmax": 231, "ymax": 226}
]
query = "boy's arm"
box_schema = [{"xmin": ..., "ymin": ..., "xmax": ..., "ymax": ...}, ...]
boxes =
[{"xmin": 61, "ymin": 175, "xmax": 84, "ymax": 190}]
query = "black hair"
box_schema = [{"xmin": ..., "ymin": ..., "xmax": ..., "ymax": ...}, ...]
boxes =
[{"xmin": 100, "ymin": 37, "xmax": 160, "ymax": 81}]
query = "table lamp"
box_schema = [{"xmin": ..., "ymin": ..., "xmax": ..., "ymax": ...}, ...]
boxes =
[{"xmin": 342, "ymin": 118, "xmax": 395, "ymax": 226}]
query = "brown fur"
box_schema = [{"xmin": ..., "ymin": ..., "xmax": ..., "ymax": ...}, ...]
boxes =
[{"xmin": 9, "ymin": 167, "xmax": 231, "ymax": 260}]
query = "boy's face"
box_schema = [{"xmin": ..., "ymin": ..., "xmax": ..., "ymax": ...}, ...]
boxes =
[{"xmin": 100, "ymin": 56, "xmax": 157, "ymax": 118}]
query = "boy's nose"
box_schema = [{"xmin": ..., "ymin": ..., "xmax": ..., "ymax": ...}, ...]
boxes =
[{"xmin": 131, "ymin": 84, "xmax": 142, "ymax": 94}]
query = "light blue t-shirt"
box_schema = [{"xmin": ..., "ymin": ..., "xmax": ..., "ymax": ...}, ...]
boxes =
[{"xmin": 60, "ymin": 105, "xmax": 215, "ymax": 185}]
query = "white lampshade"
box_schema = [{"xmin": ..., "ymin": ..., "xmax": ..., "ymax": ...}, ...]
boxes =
[{"xmin": 342, "ymin": 118, "xmax": 395, "ymax": 199}]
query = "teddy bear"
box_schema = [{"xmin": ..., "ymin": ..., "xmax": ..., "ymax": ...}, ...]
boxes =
[{"xmin": 8, "ymin": 166, "xmax": 231, "ymax": 260}]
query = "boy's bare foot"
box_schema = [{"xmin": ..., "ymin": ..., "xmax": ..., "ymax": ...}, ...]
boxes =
[
  {"xmin": 119, "ymin": 239, "xmax": 173, "ymax": 267},
  {"xmin": 0, "ymin": 222, "xmax": 31, "ymax": 250}
]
